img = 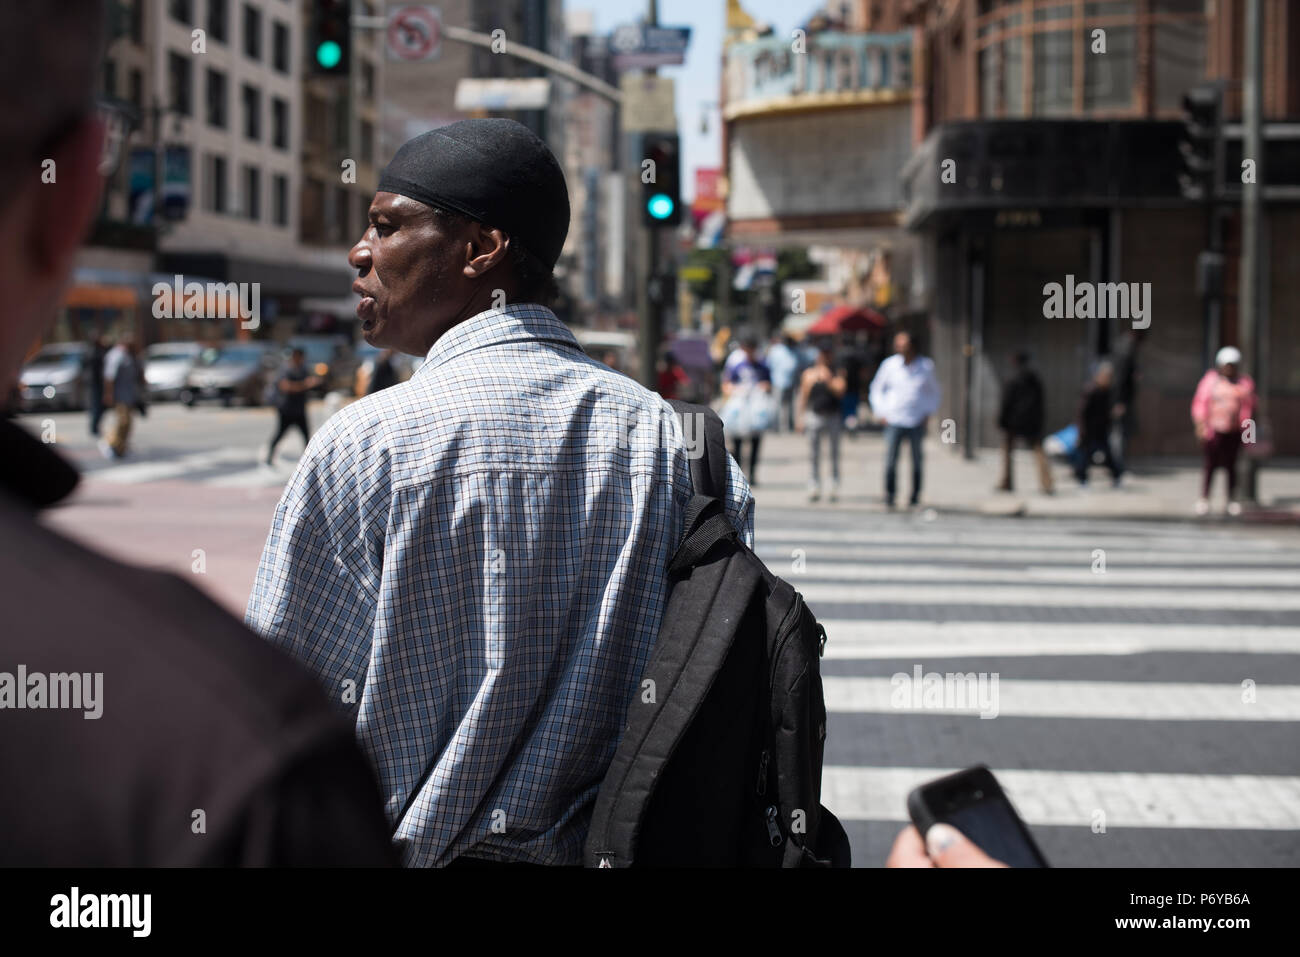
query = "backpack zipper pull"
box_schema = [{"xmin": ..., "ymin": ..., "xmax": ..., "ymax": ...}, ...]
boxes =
[
  {"xmin": 755, "ymin": 749, "xmax": 770, "ymax": 795},
  {"xmin": 765, "ymin": 805, "xmax": 783, "ymax": 846}
]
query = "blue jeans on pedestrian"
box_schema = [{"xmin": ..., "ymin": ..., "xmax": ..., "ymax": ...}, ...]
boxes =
[{"xmin": 883, "ymin": 423, "xmax": 924, "ymax": 505}]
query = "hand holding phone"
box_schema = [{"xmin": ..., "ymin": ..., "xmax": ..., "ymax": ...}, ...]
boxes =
[{"xmin": 905, "ymin": 766, "xmax": 1049, "ymax": 868}]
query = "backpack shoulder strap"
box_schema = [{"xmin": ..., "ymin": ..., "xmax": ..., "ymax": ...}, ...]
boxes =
[{"xmin": 667, "ymin": 399, "xmax": 727, "ymax": 501}]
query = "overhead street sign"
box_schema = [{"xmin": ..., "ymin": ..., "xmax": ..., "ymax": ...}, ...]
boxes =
[
  {"xmin": 619, "ymin": 74, "xmax": 675, "ymax": 132},
  {"xmin": 387, "ymin": 5, "xmax": 442, "ymax": 62},
  {"xmin": 611, "ymin": 23, "xmax": 691, "ymax": 70}
]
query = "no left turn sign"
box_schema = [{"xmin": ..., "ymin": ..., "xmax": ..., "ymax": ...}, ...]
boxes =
[{"xmin": 387, "ymin": 5, "xmax": 442, "ymax": 62}]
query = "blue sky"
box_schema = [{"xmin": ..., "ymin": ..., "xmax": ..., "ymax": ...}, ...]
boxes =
[{"xmin": 580, "ymin": 0, "xmax": 816, "ymax": 201}]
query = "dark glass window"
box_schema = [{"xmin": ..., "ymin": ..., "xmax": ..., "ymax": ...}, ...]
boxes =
[
  {"xmin": 243, "ymin": 165, "xmax": 260, "ymax": 221},
  {"xmin": 273, "ymin": 21, "xmax": 290, "ymax": 73},
  {"xmin": 168, "ymin": 52, "xmax": 192, "ymax": 116},
  {"xmin": 209, "ymin": 0, "xmax": 228, "ymax": 43},
  {"xmin": 243, "ymin": 4, "xmax": 261, "ymax": 61},
  {"xmin": 242, "ymin": 84, "xmax": 260, "ymax": 141},
  {"xmin": 272, "ymin": 97, "xmax": 289, "ymax": 150},
  {"xmin": 206, "ymin": 68, "xmax": 227, "ymax": 128}
]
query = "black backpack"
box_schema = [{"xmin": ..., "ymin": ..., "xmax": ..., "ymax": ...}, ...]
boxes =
[{"xmin": 584, "ymin": 400, "xmax": 851, "ymax": 867}]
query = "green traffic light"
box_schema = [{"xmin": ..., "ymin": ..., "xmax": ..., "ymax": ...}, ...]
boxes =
[
  {"xmin": 316, "ymin": 40, "xmax": 342, "ymax": 69},
  {"xmin": 648, "ymin": 194, "xmax": 675, "ymax": 220}
]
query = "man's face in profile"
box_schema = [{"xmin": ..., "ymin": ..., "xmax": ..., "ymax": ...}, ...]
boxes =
[{"xmin": 348, "ymin": 191, "xmax": 471, "ymax": 357}]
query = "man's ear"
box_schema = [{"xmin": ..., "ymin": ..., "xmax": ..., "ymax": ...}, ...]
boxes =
[
  {"xmin": 29, "ymin": 114, "xmax": 104, "ymax": 282},
  {"xmin": 462, "ymin": 224, "xmax": 510, "ymax": 280}
]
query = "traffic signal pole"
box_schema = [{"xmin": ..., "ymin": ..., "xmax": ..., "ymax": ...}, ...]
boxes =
[
  {"xmin": 1240, "ymin": 0, "xmax": 1265, "ymax": 503},
  {"xmin": 637, "ymin": 0, "xmax": 663, "ymax": 390}
]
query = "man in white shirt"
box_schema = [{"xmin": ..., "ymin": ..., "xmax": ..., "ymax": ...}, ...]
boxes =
[{"xmin": 868, "ymin": 332, "xmax": 942, "ymax": 508}]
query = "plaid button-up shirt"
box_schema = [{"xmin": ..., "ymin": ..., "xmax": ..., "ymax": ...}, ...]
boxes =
[{"xmin": 246, "ymin": 304, "xmax": 754, "ymax": 866}]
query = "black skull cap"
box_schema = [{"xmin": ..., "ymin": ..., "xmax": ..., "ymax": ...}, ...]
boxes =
[{"xmin": 376, "ymin": 118, "xmax": 571, "ymax": 272}]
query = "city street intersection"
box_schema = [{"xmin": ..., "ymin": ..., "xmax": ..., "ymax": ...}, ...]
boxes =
[{"xmin": 22, "ymin": 404, "xmax": 1300, "ymax": 867}]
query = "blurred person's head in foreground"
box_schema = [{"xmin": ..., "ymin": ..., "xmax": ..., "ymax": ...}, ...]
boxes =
[
  {"xmin": 350, "ymin": 118, "xmax": 570, "ymax": 357},
  {"xmin": 893, "ymin": 331, "xmax": 915, "ymax": 359},
  {"xmin": 0, "ymin": 1, "xmax": 105, "ymax": 385},
  {"xmin": 289, "ymin": 347, "xmax": 305, "ymax": 366}
]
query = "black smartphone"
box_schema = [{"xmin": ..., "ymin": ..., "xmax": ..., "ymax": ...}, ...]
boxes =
[{"xmin": 907, "ymin": 766, "xmax": 1049, "ymax": 868}]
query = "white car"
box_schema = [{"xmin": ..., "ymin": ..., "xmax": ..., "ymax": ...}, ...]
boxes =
[{"xmin": 144, "ymin": 342, "xmax": 202, "ymax": 401}]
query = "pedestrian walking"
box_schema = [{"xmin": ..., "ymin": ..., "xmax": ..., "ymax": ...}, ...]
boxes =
[
  {"xmin": 765, "ymin": 333, "xmax": 799, "ymax": 432},
  {"xmin": 245, "ymin": 118, "xmax": 753, "ymax": 867},
  {"xmin": 1073, "ymin": 360, "xmax": 1122, "ymax": 488},
  {"xmin": 838, "ymin": 335, "xmax": 866, "ymax": 433},
  {"xmin": 996, "ymin": 351, "xmax": 1053, "ymax": 494},
  {"xmin": 0, "ymin": 0, "xmax": 396, "ymax": 867},
  {"xmin": 1191, "ymin": 346, "xmax": 1257, "ymax": 516},
  {"xmin": 868, "ymin": 331, "xmax": 942, "ymax": 508},
  {"xmin": 655, "ymin": 347, "xmax": 688, "ymax": 400},
  {"xmin": 100, "ymin": 337, "xmax": 141, "ymax": 458},
  {"xmin": 797, "ymin": 341, "xmax": 846, "ymax": 501},
  {"xmin": 1111, "ymin": 330, "xmax": 1142, "ymax": 477},
  {"xmin": 720, "ymin": 332, "xmax": 773, "ymax": 484},
  {"xmin": 87, "ymin": 333, "xmax": 107, "ymax": 436},
  {"xmin": 366, "ymin": 348, "xmax": 398, "ymax": 395},
  {"xmin": 265, "ymin": 347, "xmax": 321, "ymax": 466}
]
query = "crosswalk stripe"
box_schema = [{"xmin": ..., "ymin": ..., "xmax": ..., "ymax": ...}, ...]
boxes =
[
  {"xmin": 822, "ymin": 677, "xmax": 1300, "ymax": 721},
  {"xmin": 757, "ymin": 544, "xmax": 1298, "ymax": 566},
  {"xmin": 754, "ymin": 528, "xmax": 1289, "ymax": 552},
  {"xmin": 817, "ymin": 620, "xmax": 1300, "ymax": 657},
  {"xmin": 795, "ymin": 581, "xmax": 1300, "ymax": 609},
  {"xmin": 821, "ymin": 766, "xmax": 1300, "ymax": 830},
  {"xmin": 84, "ymin": 448, "xmax": 255, "ymax": 484},
  {"xmin": 775, "ymin": 564, "xmax": 1300, "ymax": 586}
]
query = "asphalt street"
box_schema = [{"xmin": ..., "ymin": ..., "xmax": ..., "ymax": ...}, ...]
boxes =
[{"xmin": 19, "ymin": 403, "xmax": 1300, "ymax": 867}]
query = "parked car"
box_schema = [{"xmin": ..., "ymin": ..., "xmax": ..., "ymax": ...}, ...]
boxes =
[
  {"xmin": 286, "ymin": 335, "xmax": 357, "ymax": 396},
  {"xmin": 143, "ymin": 341, "xmax": 202, "ymax": 401},
  {"xmin": 180, "ymin": 342, "xmax": 279, "ymax": 407},
  {"xmin": 352, "ymin": 342, "xmax": 417, "ymax": 396},
  {"xmin": 18, "ymin": 342, "xmax": 92, "ymax": 411}
]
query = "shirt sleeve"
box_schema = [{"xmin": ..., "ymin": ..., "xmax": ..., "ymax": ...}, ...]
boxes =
[
  {"xmin": 922, "ymin": 361, "xmax": 943, "ymax": 417},
  {"xmin": 867, "ymin": 360, "xmax": 888, "ymax": 413},
  {"xmin": 723, "ymin": 450, "xmax": 756, "ymax": 550},
  {"xmin": 245, "ymin": 449, "xmax": 380, "ymax": 713}
]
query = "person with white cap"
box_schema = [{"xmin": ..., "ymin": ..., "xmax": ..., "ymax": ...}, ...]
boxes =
[{"xmin": 1190, "ymin": 346, "xmax": 1257, "ymax": 516}]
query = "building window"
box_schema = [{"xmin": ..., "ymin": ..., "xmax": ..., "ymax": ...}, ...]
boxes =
[
  {"xmin": 333, "ymin": 96, "xmax": 348, "ymax": 150},
  {"xmin": 170, "ymin": 0, "xmax": 192, "ymax": 24},
  {"xmin": 1154, "ymin": 20, "xmax": 1206, "ymax": 113},
  {"xmin": 1083, "ymin": 23, "xmax": 1136, "ymax": 112},
  {"xmin": 272, "ymin": 97, "xmax": 289, "ymax": 150},
  {"xmin": 208, "ymin": 0, "xmax": 228, "ymax": 42},
  {"xmin": 103, "ymin": 58, "xmax": 116, "ymax": 97},
  {"xmin": 207, "ymin": 154, "xmax": 228, "ymax": 213},
  {"xmin": 129, "ymin": 69, "xmax": 143, "ymax": 112},
  {"xmin": 242, "ymin": 84, "xmax": 260, "ymax": 141},
  {"xmin": 273, "ymin": 20, "xmax": 290, "ymax": 73},
  {"xmin": 1032, "ymin": 30, "xmax": 1073, "ymax": 116},
  {"xmin": 360, "ymin": 120, "xmax": 373, "ymax": 163},
  {"xmin": 168, "ymin": 51, "xmax": 192, "ymax": 116},
  {"xmin": 273, "ymin": 173, "xmax": 289, "ymax": 226},
  {"xmin": 243, "ymin": 165, "xmax": 260, "ymax": 221},
  {"xmin": 243, "ymin": 4, "xmax": 262, "ymax": 61},
  {"xmin": 334, "ymin": 185, "xmax": 350, "ymax": 240},
  {"xmin": 206, "ymin": 68, "xmax": 227, "ymax": 128},
  {"xmin": 303, "ymin": 176, "xmax": 324, "ymax": 240},
  {"xmin": 130, "ymin": 0, "xmax": 144, "ymax": 43}
]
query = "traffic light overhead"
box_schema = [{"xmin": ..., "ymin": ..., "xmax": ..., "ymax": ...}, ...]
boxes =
[
  {"xmin": 641, "ymin": 133, "xmax": 681, "ymax": 227},
  {"xmin": 311, "ymin": 0, "xmax": 352, "ymax": 76},
  {"xmin": 1178, "ymin": 83, "xmax": 1222, "ymax": 200}
]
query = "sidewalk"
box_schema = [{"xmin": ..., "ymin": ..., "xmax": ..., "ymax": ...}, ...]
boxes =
[{"xmin": 745, "ymin": 427, "xmax": 1300, "ymax": 524}]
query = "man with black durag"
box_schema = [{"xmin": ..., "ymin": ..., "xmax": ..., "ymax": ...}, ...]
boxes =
[
  {"xmin": 996, "ymin": 350, "xmax": 1053, "ymax": 494},
  {"xmin": 245, "ymin": 118, "xmax": 754, "ymax": 867}
]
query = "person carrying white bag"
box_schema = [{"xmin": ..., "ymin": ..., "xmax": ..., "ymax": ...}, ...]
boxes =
[{"xmin": 719, "ymin": 333, "xmax": 774, "ymax": 485}]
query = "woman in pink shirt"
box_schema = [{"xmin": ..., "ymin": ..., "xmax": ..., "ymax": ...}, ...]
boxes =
[{"xmin": 1190, "ymin": 346, "xmax": 1257, "ymax": 516}]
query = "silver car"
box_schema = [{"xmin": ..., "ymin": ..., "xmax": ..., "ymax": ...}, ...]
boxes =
[
  {"xmin": 144, "ymin": 342, "xmax": 202, "ymax": 401},
  {"xmin": 181, "ymin": 342, "xmax": 279, "ymax": 407},
  {"xmin": 19, "ymin": 343, "xmax": 92, "ymax": 411}
]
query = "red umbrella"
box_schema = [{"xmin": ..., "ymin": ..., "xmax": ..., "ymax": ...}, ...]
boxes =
[{"xmin": 805, "ymin": 304, "xmax": 886, "ymax": 336}]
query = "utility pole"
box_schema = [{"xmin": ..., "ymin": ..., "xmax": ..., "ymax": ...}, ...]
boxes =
[
  {"xmin": 1239, "ymin": 0, "xmax": 1265, "ymax": 502},
  {"xmin": 636, "ymin": 0, "xmax": 663, "ymax": 390}
]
